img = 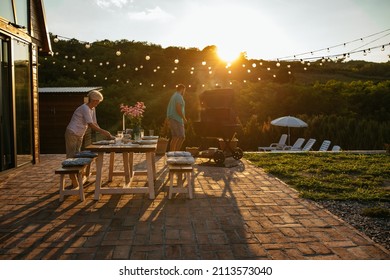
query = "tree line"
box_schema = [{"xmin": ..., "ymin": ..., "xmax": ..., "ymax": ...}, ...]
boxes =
[{"xmin": 39, "ymin": 35, "xmax": 390, "ymax": 151}]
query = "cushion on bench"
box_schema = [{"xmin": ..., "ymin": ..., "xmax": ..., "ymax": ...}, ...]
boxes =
[
  {"xmin": 74, "ymin": 150, "xmax": 98, "ymax": 158},
  {"xmin": 166, "ymin": 156, "xmax": 195, "ymax": 165},
  {"xmin": 62, "ymin": 158, "xmax": 92, "ymax": 167},
  {"xmin": 166, "ymin": 151, "xmax": 192, "ymax": 157}
]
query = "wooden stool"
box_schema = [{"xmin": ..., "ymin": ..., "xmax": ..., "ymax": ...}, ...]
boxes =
[
  {"xmin": 168, "ymin": 165, "xmax": 194, "ymax": 199},
  {"xmin": 55, "ymin": 165, "xmax": 87, "ymax": 202}
]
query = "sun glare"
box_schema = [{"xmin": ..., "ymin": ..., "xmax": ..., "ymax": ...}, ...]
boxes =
[{"xmin": 217, "ymin": 46, "xmax": 241, "ymax": 63}]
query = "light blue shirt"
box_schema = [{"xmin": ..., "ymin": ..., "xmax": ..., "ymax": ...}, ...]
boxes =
[{"xmin": 167, "ymin": 92, "xmax": 185, "ymax": 124}]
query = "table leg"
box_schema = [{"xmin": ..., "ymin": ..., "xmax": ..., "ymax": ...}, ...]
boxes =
[
  {"xmin": 152, "ymin": 152, "xmax": 156, "ymax": 180},
  {"xmin": 128, "ymin": 152, "xmax": 134, "ymax": 177},
  {"xmin": 94, "ymin": 152, "xmax": 104, "ymax": 200},
  {"xmin": 123, "ymin": 152, "xmax": 130, "ymax": 185},
  {"xmin": 146, "ymin": 152, "xmax": 155, "ymax": 199},
  {"xmin": 108, "ymin": 152, "xmax": 115, "ymax": 181}
]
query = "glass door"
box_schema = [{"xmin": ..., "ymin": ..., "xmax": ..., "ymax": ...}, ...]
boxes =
[
  {"xmin": 0, "ymin": 36, "xmax": 15, "ymax": 171},
  {"xmin": 14, "ymin": 39, "xmax": 33, "ymax": 167}
]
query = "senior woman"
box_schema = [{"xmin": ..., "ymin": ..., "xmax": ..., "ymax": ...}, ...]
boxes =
[
  {"xmin": 65, "ymin": 90, "xmax": 113, "ymax": 158},
  {"xmin": 64, "ymin": 90, "xmax": 113, "ymax": 188}
]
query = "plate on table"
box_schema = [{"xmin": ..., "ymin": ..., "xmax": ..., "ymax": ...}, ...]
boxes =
[
  {"xmin": 142, "ymin": 136, "xmax": 159, "ymax": 140},
  {"xmin": 138, "ymin": 139, "xmax": 158, "ymax": 144},
  {"xmin": 92, "ymin": 140, "xmax": 114, "ymax": 145}
]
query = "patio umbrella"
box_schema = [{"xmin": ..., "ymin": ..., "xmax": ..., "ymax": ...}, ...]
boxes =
[{"xmin": 271, "ymin": 116, "xmax": 308, "ymax": 145}]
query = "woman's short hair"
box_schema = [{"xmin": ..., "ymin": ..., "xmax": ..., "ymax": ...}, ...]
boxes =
[{"xmin": 87, "ymin": 90, "xmax": 104, "ymax": 101}]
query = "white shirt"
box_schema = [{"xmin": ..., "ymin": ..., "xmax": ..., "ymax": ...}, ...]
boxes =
[{"xmin": 66, "ymin": 103, "xmax": 97, "ymax": 137}]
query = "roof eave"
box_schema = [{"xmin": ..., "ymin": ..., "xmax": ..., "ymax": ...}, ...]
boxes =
[{"xmin": 36, "ymin": 0, "xmax": 52, "ymax": 55}]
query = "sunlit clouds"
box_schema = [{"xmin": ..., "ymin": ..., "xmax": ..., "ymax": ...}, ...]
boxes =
[
  {"xmin": 45, "ymin": 0, "xmax": 390, "ymax": 62},
  {"xmin": 96, "ymin": 0, "xmax": 130, "ymax": 9},
  {"xmin": 127, "ymin": 7, "xmax": 174, "ymax": 22}
]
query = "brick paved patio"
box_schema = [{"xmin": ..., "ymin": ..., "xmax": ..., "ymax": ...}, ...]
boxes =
[{"xmin": 0, "ymin": 154, "xmax": 388, "ymax": 260}]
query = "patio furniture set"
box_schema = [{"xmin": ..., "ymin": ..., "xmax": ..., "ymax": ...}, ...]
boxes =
[{"xmin": 55, "ymin": 137, "xmax": 196, "ymax": 202}]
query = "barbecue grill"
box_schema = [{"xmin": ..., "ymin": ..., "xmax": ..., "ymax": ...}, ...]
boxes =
[{"xmin": 193, "ymin": 88, "xmax": 243, "ymax": 164}]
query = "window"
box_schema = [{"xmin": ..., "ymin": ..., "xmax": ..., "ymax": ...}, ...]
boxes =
[
  {"xmin": 0, "ymin": 1, "xmax": 15, "ymax": 23},
  {"xmin": 0, "ymin": 0, "xmax": 28, "ymax": 28},
  {"xmin": 15, "ymin": 0, "xmax": 28, "ymax": 28}
]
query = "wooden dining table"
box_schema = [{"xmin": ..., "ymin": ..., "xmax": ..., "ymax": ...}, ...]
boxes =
[{"xmin": 86, "ymin": 140, "xmax": 158, "ymax": 200}]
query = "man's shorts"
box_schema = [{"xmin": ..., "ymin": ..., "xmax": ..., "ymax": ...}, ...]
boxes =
[{"xmin": 168, "ymin": 118, "xmax": 185, "ymax": 138}]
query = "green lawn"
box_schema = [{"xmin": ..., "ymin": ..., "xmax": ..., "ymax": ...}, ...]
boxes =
[{"xmin": 244, "ymin": 152, "xmax": 390, "ymax": 201}]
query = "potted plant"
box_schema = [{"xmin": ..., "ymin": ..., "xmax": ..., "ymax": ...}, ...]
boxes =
[{"xmin": 156, "ymin": 119, "xmax": 170, "ymax": 155}]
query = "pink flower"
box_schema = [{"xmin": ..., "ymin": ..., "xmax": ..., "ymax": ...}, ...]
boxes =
[{"xmin": 120, "ymin": 102, "xmax": 146, "ymax": 126}]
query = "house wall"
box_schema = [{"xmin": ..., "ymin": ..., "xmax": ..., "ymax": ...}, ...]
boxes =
[{"xmin": 0, "ymin": 0, "xmax": 51, "ymax": 170}]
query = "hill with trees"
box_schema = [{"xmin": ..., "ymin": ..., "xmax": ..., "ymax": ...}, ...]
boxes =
[{"xmin": 38, "ymin": 35, "xmax": 390, "ymax": 150}]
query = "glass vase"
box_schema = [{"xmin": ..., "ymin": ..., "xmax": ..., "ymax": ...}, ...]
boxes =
[{"xmin": 132, "ymin": 125, "xmax": 141, "ymax": 140}]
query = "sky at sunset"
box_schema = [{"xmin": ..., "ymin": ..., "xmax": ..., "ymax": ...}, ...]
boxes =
[{"xmin": 44, "ymin": 0, "xmax": 390, "ymax": 62}]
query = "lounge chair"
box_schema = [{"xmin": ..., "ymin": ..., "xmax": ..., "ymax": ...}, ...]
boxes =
[
  {"xmin": 331, "ymin": 145, "xmax": 341, "ymax": 152},
  {"xmin": 281, "ymin": 138, "xmax": 305, "ymax": 151},
  {"xmin": 319, "ymin": 140, "xmax": 331, "ymax": 151},
  {"xmin": 258, "ymin": 134, "xmax": 288, "ymax": 151},
  {"xmin": 301, "ymin": 138, "xmax": 316, "ymax": 151}
]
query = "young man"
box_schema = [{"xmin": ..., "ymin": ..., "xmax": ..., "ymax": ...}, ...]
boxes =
[{"xmin": 166, "ymin": 84, "xmax": 187, "ymax": 151}]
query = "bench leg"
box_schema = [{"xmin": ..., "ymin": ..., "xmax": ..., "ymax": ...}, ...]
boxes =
[
  {"xmin": 77, "ymin": 171, "xmax": 85, "ymax": 201},
  {"xmin": 168, "ymin": 170, "xmax": 193, "ymax": 199},
  {"xmin": 69, "ymin": 173, "xmax": 78, "ymax": 188},
  {"xmin": 186, "ymin": 171, "xmax": 193, "ymax": 199},
  {"xmin": 84, "ymin": 160, "xmax": 96, "ymax": 181},
  {"xmin": 59, "ymin": 174, "xmax": 65, "ymax": 202},
  {"xmin": 58, "ymin": 169, "xmax": 86, "ymax": 202},
  {"xmin": 169, "ymin": 172, "xmax": 174, "ymax": 199}
]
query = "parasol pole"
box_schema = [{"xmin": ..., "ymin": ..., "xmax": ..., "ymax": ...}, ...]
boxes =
[{"xmin": 287, "ymin": 116, "xmax": 290, "ymax": 146}]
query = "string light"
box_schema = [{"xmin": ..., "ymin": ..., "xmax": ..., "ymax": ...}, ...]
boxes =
[
  {"xmin": 44, "ymin": 31, "xmax": 390, "ymax": 88},
  {"xmin": 276, "ymin": 28, "xmax": 390, "ymax": 62}
]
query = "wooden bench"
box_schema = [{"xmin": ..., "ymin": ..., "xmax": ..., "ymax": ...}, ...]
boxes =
[
  {"xmin": 168, "ymin": 164, "xmax": 194, "ymax": 199},
  {"xmin": 55, "ymin": 165, "xmax": 89, "ymax": 202}
]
